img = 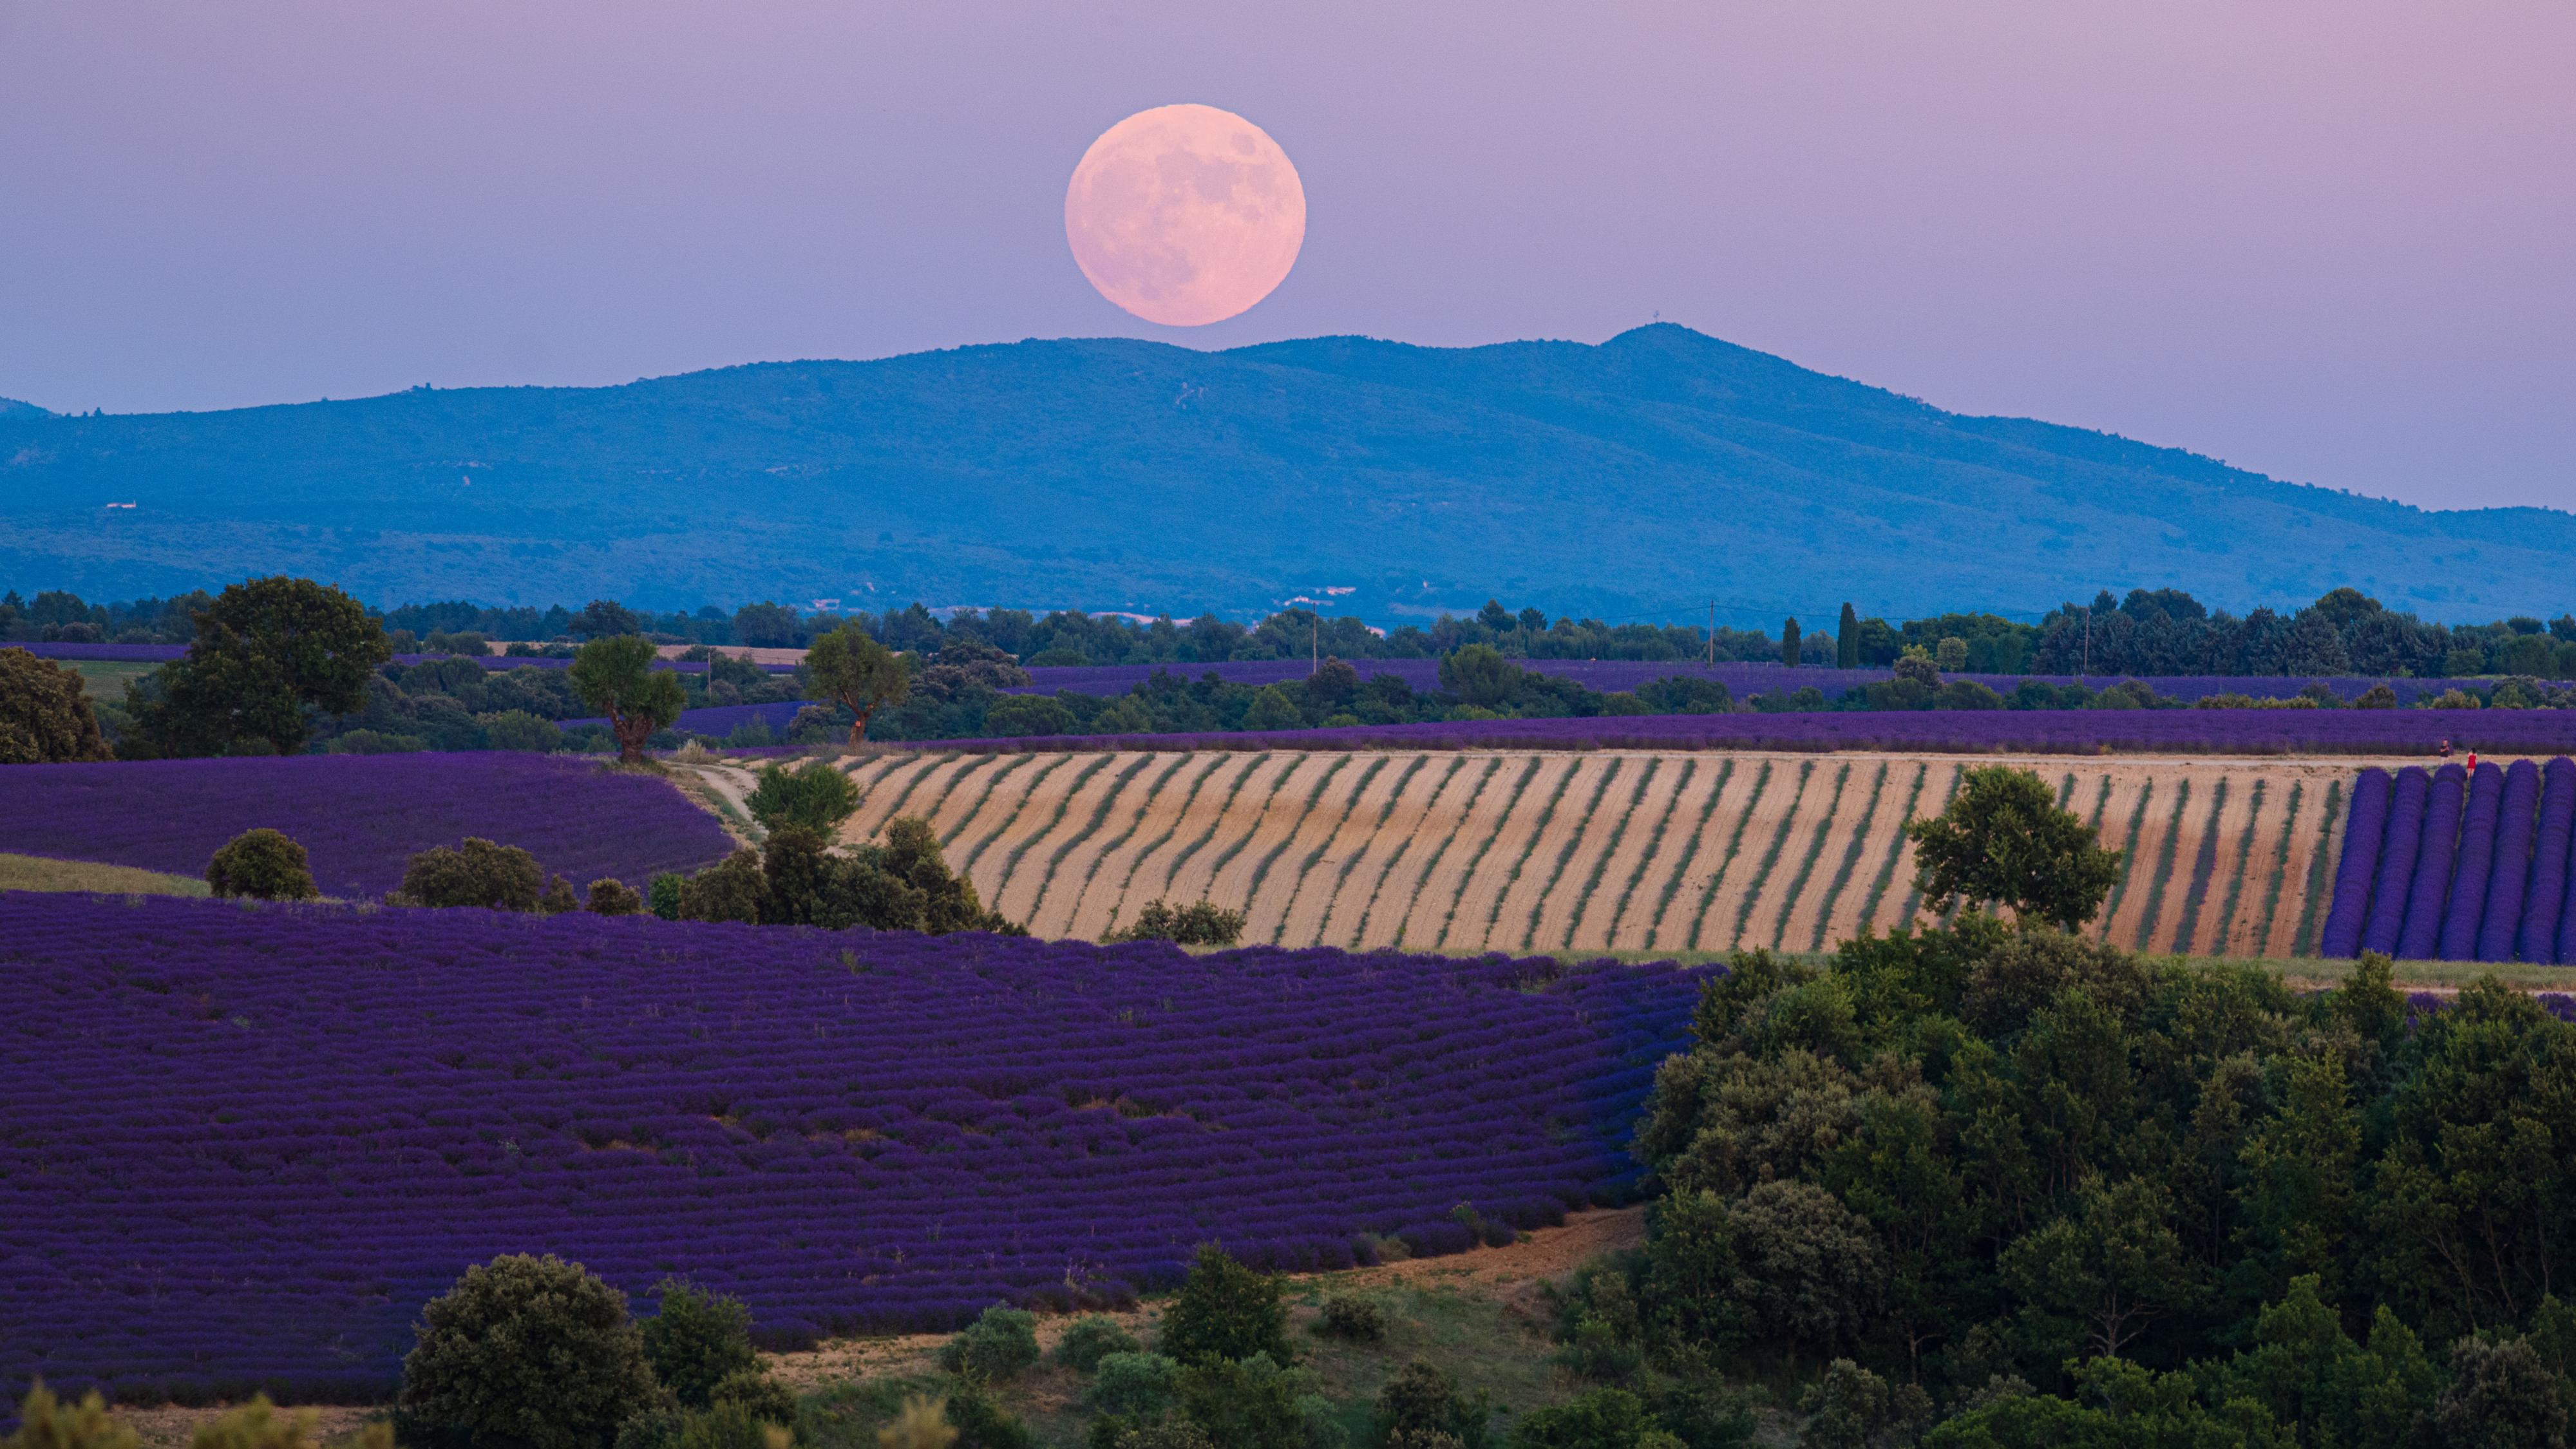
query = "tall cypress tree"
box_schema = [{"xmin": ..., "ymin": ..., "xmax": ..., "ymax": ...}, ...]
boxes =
[
  {"xmin": 1837, "ymin": 603, "xmax": 1860, "ymax": 668},
  {"xmin": 1781, "ymin": 617, "xmax": 1802, "ymax": 668}
]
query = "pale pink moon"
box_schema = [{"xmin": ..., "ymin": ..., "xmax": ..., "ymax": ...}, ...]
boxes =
[{"xmin": 1065, "ymin": 104, "xmax": 1306, "ymax": 327}]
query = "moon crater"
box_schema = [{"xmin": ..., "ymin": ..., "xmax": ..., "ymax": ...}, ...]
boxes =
[{"xmin": 1065, "ymin": 104, "xmax": 1305, "ymax": 327}]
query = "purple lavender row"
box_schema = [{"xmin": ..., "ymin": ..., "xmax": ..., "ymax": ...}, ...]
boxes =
[
  {"xmin": 0, "ymin": 754, "xmax": 735, "ymax": 896},
  {"xmin": 2358, "ymin": 769, "xmax": 2429, "ymax": 956},
  {"xmin": 914, "ymin": 706, "xmax": 2576, "ymax": 758},
  {"xmin": 2318, "ymin": 768, "xmax": 2390, "ymax": 958},
  {"xmin": 1008, "ymin": 658, "xmax": 2470, "ymax": 705},
  {"xmin": 2521, "ymin": 762, "xmax": 2576, "ymax": 963},
  {"xmin": 0, "ymin": 893, "xmax": 1710, "ymax": 1399},
  {"xmin": 2477, "ymin": 761, "xmax": 2541, "ymax": 962},
  {"xmin": 2438, "ymin": 764, "xmax": 2503, "ymax": 960}
]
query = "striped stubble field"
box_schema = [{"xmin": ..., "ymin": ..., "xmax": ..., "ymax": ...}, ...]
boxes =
[{"xmin": 691, "ymin": 750, "xmax": 2355, "ymax": 959}]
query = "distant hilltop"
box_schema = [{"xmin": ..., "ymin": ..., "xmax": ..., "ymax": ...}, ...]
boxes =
[
  {"xmin": 2, "ymin": 325, "xmax": 2570, "ymax": 622},
  {"xmin": 0, "ymin": 397, "xmax": 50, "ymax": 419}
]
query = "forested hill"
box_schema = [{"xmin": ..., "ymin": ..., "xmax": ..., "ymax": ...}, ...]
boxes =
[{"xmin": 3, "ymin": 324, "xmax": 2567, "ymax": 621}]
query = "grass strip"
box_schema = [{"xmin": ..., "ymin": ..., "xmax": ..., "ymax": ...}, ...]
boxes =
[
  {"xmin": 1853, "ymin": 762, "xmax": 1929, "ymax": 936},
  {"xmin": 1895, "ymin": 766, "xmax": 1966, "ymax": 927},
  {"xmin": 993, "ymin": 753, "xmax": 1115, "ymax": 886},
  {"xmin": 1808, "ymin": 761, "xmax": 1889, "ymax": 952},
  {"xmin": 2289, "ymin": 779, "xmax": 2344, "ymax": 957},
  {"xmin": 2092, "ymin": 777, "xmax": 2155, "ymax": 943},
  {"xmin": 1683, "ymin": 761, "xmax": 1772, "ymax": 952},
  {"xmin": 1768, "ymin": 761, "xmax": 1850, "ymax": 949},
  {"xmin": 0, "ymin": 853, "xmax": 211, "ymax": 897},
  {"xmin": 1520, "ymin": 757, "xmax": 1627, "ymax": 951},
  {"xmin": 1029, "ymin": 754, "xmax": 1155, "ymax": 912},
  {"xmin": 1479, "ymin": 759, "xmax": 1585, "ymax": 950},
  {"xmin": 943, "ymin": 753, "xmax": 1035, "ymax": 853},
  {"xmin": 2207, "ymin": 779, "xmax": 2266, "ymax": 957},
  {"xmin": 1270, "ymin": 757, "xmax": 1385, "ymax": 943},
  {"xmin": 1563, "ymin": 758, "xmax": 1660, "ymax": 950},
  {"xmin": 1155, "ymin": 752, "xmax": 1274, "ymax": 894},
  {"xmin": 1435, "ymin": 756, "xmax": 1545, "ymax": 951},
  {"xmin": 2168, "ymin": 779, "xmax": 2230, "ymax": 954},
  {"xmin": 1316, "ymin": 754, "xmax": 1429, "ymax": 945},
  {"xmin": 1067, "ymin": 752, "xmax": 1194, "ymax": 911},
  {"xmin": 1605, "ymin": 758, "xmax": 1694, "ymax": 947},
  {"xmin": 1237, "ymin": 756, "xmax": 1353, "ymax": 920},
  {"xmin": 2126, "ymin": 779, "xmax": 2192, "ymax": 951},
  {"xmin": 1728, "ymin": 760, "xmax": 1818, "ymax": 949},
  {"xmin": 1643, "ymin": 759, "xmax": 1734, "ymax": 951},
  {"xmin": 1374, "ymin": 755, "xmax": 1494, "ymax": 950}
]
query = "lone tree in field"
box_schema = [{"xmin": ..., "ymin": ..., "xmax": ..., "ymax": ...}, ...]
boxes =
[
  {"xmin": 395, "ymin": 1254, "xmax": 659, "ymax": 1449},
  {"xmin": 0, "ymin": 646, "xmax": 114, "ymax": 763},
  {"xmin": 1837, "ymin": 603, "xmax": 1860, "ymax": 669},
  {"xmin": 569, "ymin": 635, "xmax": 686, "ymax": 764},
  {"xmin": 803, "ymin": 623, "xmax": 909, "ymax": 744},
  {"xmin": 207, "ymin": 828, "xmax": 320, "ymax": 901},
  {"xmin": 1781, "ymin": 617, "xmax": 1802, "ymax": 668},
  {"xmin": 132, "ymin": 576, "xmax": 390, "ymax": 756},
  {"xmin": 1904, "ymin": 765, "xmax": 2123, "ymax": 929},
  {"xmin": 744, "ymin": 759, "xmax": 860, "ymax": 835}
]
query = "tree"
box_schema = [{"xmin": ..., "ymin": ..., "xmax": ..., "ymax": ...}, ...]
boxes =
[
  {"xmin": 732, "ymin": 602, "xmax": 799, "ymax": 649},
  {"xmin": 1374, "ymin": 1362, "xmax": 1494, "ymax": 1449},
  {"xmin": 134, "ymin": 576, "xmax": 391, "ymax": 755},
  {"xmin": 1904, "ymin": 766, "xmax": 2121, "ymax": 929},
  {"xmin": 640, "ymin": 1279, "xmax": 759, "ymax": 1410},
  {"xmin": 0, "ymin": 647, "xmax": 113, "ymax": 763},
  {"xmin": 1837, "ymin": 604, "xmax": 1861, "ymax": 670},
  {"xmin": 1781, "ymin": 618, "xmax": 1803, "ymax": 669},
  {"xmin": 206, "ymin": 828, "xmax": 320, "ymax": 900},
  {"xmin": 1935, "ymin": 637, "xmax": 1969, "ymax": 673},
  {"xmin": 1157, "ymin": 1245, "xmax": 1288, "ymax": 1365},
  {"xmin": 401, "ymin": 838, "xmax": 545, "ymax": 911},
  {"xmin": 744, "ymin": 760, "xmax": 860, "ymax": 835},
  {"xmin": 569, "ymin": 601, "xmax": 643, "ymax": 639},
  {"xmin": 1238, "ymin": 687, "xmax": 1305, "ymax": 732},
  {"xmin": 5, "ymin": 1383, "xmax": 140, "ymax": 1449},
  {"xmin": 2000, "ymin": 1175, "xmax": 2195, "ymax": 1361},
  {"xmin": 569, "ymin": 636, "xmax": 687, "ymax": 764},
  {"xmin": 1439, "ymin": 645, "xmax": 1520, "ymax": 709},
  {"xmin": 1891, "ymin": 646, "xmax": 1940, "ymax": 689},
  {"xmin": 1728, "ymin": 1180, "xmax": 1880, "ymax": 1368},
  {"xmin": 395, "ymin": 1254, "xmax": 661, "ymax": 1449},
  {"xmin": 805, "ymin": 624, "xmax": 909, "ymax": 744},
  {"xmin": 2423, "ymin": 1338, "xmax": 2568, "ymax": 1449}
]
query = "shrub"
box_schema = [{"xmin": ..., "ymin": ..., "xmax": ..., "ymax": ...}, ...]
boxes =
[
  {"xmin": 677, "ymin": 849, "xmax": 766, "ymax": 924},
  {"xmin": 401, "ymin": 837, "xmax": 545, "ymax": 911},
  {"xmin": 1171, "ymin": 1354, "xmax": 1314, "ymax": 1449},
  {"xmin": 6, "ymin": 1383, "xmax": 139, "ymax": 1449},
  {"xmin": 708, "ymin": 1372, "xmax": 797, "ymax": 1428},
  {"xmin": 395, "ymin": 1253, "xmax": 661, "ymax": 1449},
  {"xmin": 206, "ymin": 828, "xmax": 321, "ymax": 901},
  {"xmin": 937, "ymin": 1305, "xmax": 1041, "ymax": 1381},
  {"xmin": 2353, "ymin": 683, "xmax": 2398, "ymax": 710},
  {"xmin": 745, "ymin": 761, "xmax": 860, "ymax": 836},
  {"xmin": 1111, "ymin": 900, "xmax": 1246, "ymax": 947},
  {"xmin": 1158, "ymin": 1245, "xmax": 1289, "ymax": 1366},
  {"xmin": 935, "ymin": 1381, "xmax": 1030, "ymax": 1449},
  {"xmin": 649, "ymin": 872, "xmax": 686, "ymax": 919},
  {"xmin": 482, "ymin": 710, "xmax": 565, "ymax": 752},
  {"xmin": 1083, "ymin": 1353, "xmax": 1181, "ymax": 1419},
  {"xmin": 641, "ymin": 1279, "xmax": 759, "ymax": 1409},
  {"xmin": 985, "ymin": 695, "xmax": 1074, "ymax": 737},
  {"xmin": 1795, "ymin": 1360, "xmax": 1928, "ymax": 1449},
  {"xmin": 0, "ymin": 647, "xmax": 114, "ymax": 764},
  {"xmin": 188, "ymin": 1397, "xmax": 321, "ymax": 1449},
  {"xmin": 1313, "ymin": 1296, "xmax": 1385, "ymax": 1343},
  {"xmin": 589, "ymin": 878, "xmax": 645, "ymax": 915},
  {"xmin": 873, "ymin": 1397, "xmax": 955, "ymax": 1449},
  {"xmin": 1054, "ymin": 1316, "xmax": 1144, "ymax": 1372},
  {"xmin": 1508, "ymin": 1388, "xmax": 1656, "ymax": 1449},
  {"xmin": 1103, "ymin": 1425, "xmax": 1212, "ymax": 1449},
  {"xmin": 672, "ymin": 1405, "xmax": 780, "ymax": 1449},
  {"xmin": 1374, "ymin": 1362, "xmax": 1492, "ymax": 1449},
  {"xmin": 540, "ymin": 875, "xmax": 582, "ymax": 914}
]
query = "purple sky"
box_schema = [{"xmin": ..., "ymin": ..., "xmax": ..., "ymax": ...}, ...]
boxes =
[{"xmin": 3, "ymin": 1, "xmax": 2570, "ymax": 512}]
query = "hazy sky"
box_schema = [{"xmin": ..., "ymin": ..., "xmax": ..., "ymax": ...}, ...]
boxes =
[{"xmin": 3, "ymin": 1, "xmax": 2570, "ymax": 512}]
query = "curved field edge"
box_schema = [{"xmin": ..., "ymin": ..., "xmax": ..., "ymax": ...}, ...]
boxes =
[
  {"xmin": 0, "ymin": 853, "xmax": 211, "ymax": 897},
  {"xmin": 777, "ymin": 748, "xmax": 2376, "ymax": 959}
]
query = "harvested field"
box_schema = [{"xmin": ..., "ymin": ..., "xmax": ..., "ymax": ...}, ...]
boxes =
[{"xmin": 702, "ymin": 750, "xmax": 2380, "ymax": 957}]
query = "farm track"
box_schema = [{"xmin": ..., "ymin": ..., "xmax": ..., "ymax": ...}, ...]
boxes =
[{"xmin": 678, "ymin": 750, "xmax": 2380, "ymax": 957}]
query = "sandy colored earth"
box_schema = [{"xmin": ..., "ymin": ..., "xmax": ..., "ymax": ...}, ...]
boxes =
[{"xmin": 669, "ymin": 748, "xmax": 2385, "ymax": 959}]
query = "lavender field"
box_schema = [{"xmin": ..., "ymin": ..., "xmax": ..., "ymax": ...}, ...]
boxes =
[
  {"xmin": 2324, "ymin": 757, "xmax": 2576, "ymax": 962},
  {"xmin": 0, "ymin": 893, "xmax": 1702, "ymax": 1400},
  {"xmin": 918, "ymin": 706, "xmax": 2576, "ymax": 758},
  {"xmin": 0, "ymin": 754, "xmax": 734, "ymax": 896}
]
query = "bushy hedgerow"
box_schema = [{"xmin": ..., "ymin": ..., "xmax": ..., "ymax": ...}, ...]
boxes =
[
  {"xmin": 1108, "ymin": 900, "xmax": 1244, "ymax": 947},
  {"xmin": 1055, "ymin": 1316, "xmax": 1145, "ymax": 1373},
  {"xmin": 639, "ymin": 1280, "xmax": 759, "ymax": 1410},
  {"xmin": 206, "ymin": 828, "xmax": 319, "ymax": 901},
  {"xmin": 936, "ymin": 1305, "xmax": 1041, "ymax": 1381},
  {"xmin": 398, "ymin": 838, "xmax": 545, "ymax": 911},
  {"xmin": 1156, "ymin": 1245, "xmax": 1288, "ymax": 1367}
]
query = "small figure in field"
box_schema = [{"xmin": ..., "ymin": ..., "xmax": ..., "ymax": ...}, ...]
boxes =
[
  {"xmin": 2467, "ymin": 751, "xmax": 2479, "ymax": 773},
  {"xmin": 2438, "ymin": 738, "xmax": 2453, "ymax": 759}
]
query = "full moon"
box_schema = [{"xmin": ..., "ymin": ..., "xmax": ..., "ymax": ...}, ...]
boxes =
[{"xmin": 1064, "ymin": 104, "xmax": 1305, "ymax": 327}]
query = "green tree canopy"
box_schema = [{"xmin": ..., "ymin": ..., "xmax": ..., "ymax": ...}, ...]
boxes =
[
  {"xmin": 0, "ymin": 647, "xmax": 113, "ymax": 763},
  {"xmin": 1157, "ymin": 1245, "xmax": 1288, "ymax": 1366},
  {"xmin": 804, "ymin": 623, "xmax": 909, "ymax": 745},
  {"xmin": 1439, "ymin": 645, "xmax": 1521, "ymax": 709},
  {"xmin": 744, "ymin": 759, "xmax": 860, "ymax": 835},
  {"xmin": 394, "ymin": 1253, "xmax": 661, "ymax": 1449},
  {"xmin": 568, "ymin": 635, "xmax": 686, "ymax": 763},
  {"xmin": 1903, "ymin": 765, "xmax": 2121, "ymax": 929},
  {"xmin": 134, "ymin": 576, "xmax": 390, "ymax": 756}
]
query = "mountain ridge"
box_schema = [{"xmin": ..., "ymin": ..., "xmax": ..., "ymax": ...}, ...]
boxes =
[{"xmin": 0, "ymin": 325, "xmax": 2561, "ymax": 622}]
